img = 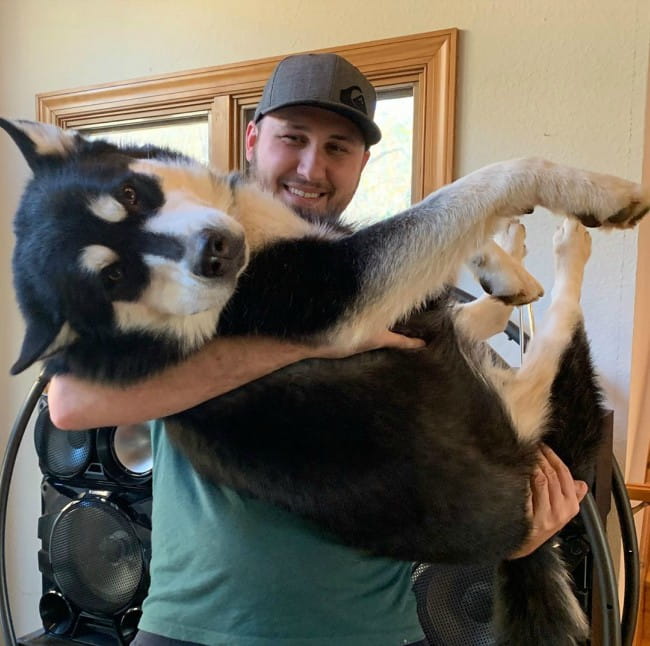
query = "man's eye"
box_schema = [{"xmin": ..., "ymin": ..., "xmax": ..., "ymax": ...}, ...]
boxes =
[
  {"xmin": 122, "ymin": 185, "xmax": 138, "ymax": 206},
  {"xmin": 329, "ymin": 145, "xmax": 348, "ymax": 154},
  {"xmin": 280, "ymin": 135, "xmax": 301, "ymax": 144}
]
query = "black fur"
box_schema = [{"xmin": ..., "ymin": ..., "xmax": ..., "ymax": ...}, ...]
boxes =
[
  {"xmin": 172, "ymin": 306, "xmax": 537, "ymax": 564},
  {"xmin": 218, "ymin": 236, "xmax": 364, "ymax": 338}
]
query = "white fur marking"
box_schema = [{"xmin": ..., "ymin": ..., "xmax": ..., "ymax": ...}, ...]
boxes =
[
  {"xmin": 79, "ymin": 245, "xmax": 119, "ymax": 274},
  {"xmin": 140, "ymin": 254, "xmax": 238, "ymax": 315},
  {"xmin": 112, "ymin": 301, "xmax": 220, "ymax": 354},
  {"xmin": 88, "ymin": 195, "xmax": 127, "ymax": 223},
  {"xmin": 15, "ymin": 120, "xmax": 78, "ymax": 156}
]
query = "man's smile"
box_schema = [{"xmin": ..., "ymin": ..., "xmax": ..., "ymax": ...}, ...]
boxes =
[
  {"xmin": 286, "ymin": 185, "xmax": 323, "ymax": 199},
  {"xmin": 282, "ymin": 182, "xmax": 331, "ymax": 208}
]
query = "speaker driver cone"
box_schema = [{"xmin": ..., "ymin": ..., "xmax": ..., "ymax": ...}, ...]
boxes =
[
  {"xmin": 34, "ymin": 405, "xmax": 92, "ymax": 479},
  {"xmin": 97, "ymin": 423, "xmax": 152, "ymax": 483}
]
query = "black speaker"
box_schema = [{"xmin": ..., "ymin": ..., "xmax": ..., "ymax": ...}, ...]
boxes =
[
  {"xmin": 32, "ymin": 394, "xmax": 152, "ymax": 645},
  {"xmin": 412, "ymin": 533, "xmax": 594, "ymax": 646},
  {"xmin": 413, "ymin": 561, "xmax": 496, "ymax": 646}
]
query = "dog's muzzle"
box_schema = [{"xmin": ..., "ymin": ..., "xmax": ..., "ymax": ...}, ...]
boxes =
[{"xmin": 189, "ymin": 228, "xmax": 246, "ymax": 279}]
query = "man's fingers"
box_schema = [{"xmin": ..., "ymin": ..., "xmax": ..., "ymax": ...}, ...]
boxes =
[
  {"xmin": 316, "ymin": 329, "xmax": 425, "ymax": 359},
  {"xmin": 575, "ymin": 480, "xmax": 588, "ymax": 502},
  {"xmin": 540, "ymin": 444, "xmax": 575, "ymax": 498},
  {"xmin": 374, "ymin": 331, "xmax": 426, "ymax": 350}
]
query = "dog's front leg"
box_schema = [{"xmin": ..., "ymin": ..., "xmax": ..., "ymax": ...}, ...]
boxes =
[{"xmin": 332, "ymin": 158, "xmax": 647, "ymax": 348}]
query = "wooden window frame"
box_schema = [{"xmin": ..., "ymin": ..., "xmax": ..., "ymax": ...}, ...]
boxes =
[{"xmin": 37, "ymin": 28, "xmax": 457, "ymax": 201}]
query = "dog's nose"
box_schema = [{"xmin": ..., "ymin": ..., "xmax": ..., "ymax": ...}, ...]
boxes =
[{"xmin": 190, "ymin": 229, "xmax": 246, "ymax": 279}]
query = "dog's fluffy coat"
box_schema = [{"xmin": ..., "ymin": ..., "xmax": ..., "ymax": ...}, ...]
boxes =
[{"xmin": 3, "ymin": 117, "xmax": 649, "ymax": 645}]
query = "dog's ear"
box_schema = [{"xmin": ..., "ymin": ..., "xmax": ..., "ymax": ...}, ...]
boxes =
[
  {"xmin": 11, "ymin": 318, "xmax": 76, "ymax": 375},
  {"xmin": 0, "ymin": 118, "xmax": 80, "ymax": 171}
]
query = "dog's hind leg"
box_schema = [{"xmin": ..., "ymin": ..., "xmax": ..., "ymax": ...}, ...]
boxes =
[
  {"xmin": 494, "ymin": 219, "xmax": 595, "ymax": 646},
  {"xmin": 498, "ymin": 219, "xmax": 592, "ymax": 444}
]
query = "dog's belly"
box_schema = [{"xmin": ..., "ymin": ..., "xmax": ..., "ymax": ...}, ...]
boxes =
[{"xmin": 167, "ymin": 308, "xmax": 535, "ymax": 564}]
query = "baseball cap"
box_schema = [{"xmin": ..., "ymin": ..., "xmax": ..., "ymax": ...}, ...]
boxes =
[{"xmin": 254, "ymin": 53, "xmax": 382, "ymax": 146}]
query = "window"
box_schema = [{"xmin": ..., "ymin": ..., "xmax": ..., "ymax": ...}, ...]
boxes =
[
  {"xmin": 38, "ymin": 29, "xmax": 457, "ymax": 212},
  {"xmin": 83, "ymin": 113, "xmax": 210, "ymax": 163}
]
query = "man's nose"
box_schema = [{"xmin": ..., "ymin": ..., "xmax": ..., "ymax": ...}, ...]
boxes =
[{"xmin": 296, "ymin": 145, "xmax": 326, "ymax": 182}]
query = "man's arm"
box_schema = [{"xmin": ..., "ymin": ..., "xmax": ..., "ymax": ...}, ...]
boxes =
[
  {"xmin": 48, "ymin": 333, "xmax": 581, "ymax": 559},
  {"xmin": 48, "ymin": 331, "xmax": 425, "ymax": 430}
]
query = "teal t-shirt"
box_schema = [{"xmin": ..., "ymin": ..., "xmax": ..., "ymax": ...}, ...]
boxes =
[{"xmin": 139, "ymin": 420, "xmax": 424, "ymax": 646}]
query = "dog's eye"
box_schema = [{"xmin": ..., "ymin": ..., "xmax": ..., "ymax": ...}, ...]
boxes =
[
  {"xmin": 122, "ymin": 185, "xmax": 138, "ymax": 206},
  {"xmin": 102, "ymin": 263, "xmax": 124, "ymax": 286}
]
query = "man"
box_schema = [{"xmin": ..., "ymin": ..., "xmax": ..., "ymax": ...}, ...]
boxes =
[{"xmin": 48, "ymin": 53, "xmax": 586, "ymax": 646}]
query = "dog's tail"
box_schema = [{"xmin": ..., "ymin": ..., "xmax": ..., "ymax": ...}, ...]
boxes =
[{"xmin": 493, "ymin": 540, "xmax": 589, "ymax": 646}]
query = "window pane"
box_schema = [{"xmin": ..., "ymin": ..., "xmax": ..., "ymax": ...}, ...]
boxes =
[
  {"xmin": 81, "ymin": 115, "xmax": 210, "ymax": 164},
  {"xmin": 342, "ymin": 90, "xmax": 414, "ymax": 227}
]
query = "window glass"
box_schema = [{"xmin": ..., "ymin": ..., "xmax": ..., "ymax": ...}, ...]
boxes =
[
  {"xmin": 82, "ymin": 114, "xmax": 210, "ymax": 163},
  {"xmin": 342, "ymin": 89, "xmax": 414, "ymax": 227}
]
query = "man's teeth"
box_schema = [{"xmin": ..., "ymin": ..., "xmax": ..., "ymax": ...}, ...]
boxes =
[{"xmin": 288, "ymin": 186, "xmax": 321, "ymax": 199}]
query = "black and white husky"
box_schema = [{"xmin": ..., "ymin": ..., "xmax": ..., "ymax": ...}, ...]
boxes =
[{"xmin": 3, "ymin": 118, "xmax": 649, "ymax": 645}]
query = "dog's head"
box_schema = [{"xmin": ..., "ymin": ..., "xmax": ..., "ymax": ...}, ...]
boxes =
[{"xmin": 1, "ymin": 118, "xmax": 249, "ymax": 375}]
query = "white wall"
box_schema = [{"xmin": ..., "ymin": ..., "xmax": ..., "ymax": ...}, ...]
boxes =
[{"xmin": 1, "ymin": 0, "xmax": 648, "ymax": 637}]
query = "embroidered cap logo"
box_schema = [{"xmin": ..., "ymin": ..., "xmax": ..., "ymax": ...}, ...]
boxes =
[{"xmin": 339, "ymin": 86, "xmax": 367, "ymax": 115}]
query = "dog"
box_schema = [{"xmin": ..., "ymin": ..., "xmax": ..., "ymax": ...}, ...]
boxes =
[{"xmin": 2, "ymin": 117, "xmax": 649, "ymax": 645}]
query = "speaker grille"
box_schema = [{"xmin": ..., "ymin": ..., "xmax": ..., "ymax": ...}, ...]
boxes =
[
  {"xmin": 49, "ymin": 497, "xmax": 145, "ymax": 615},
  {"xmin": 413, "ymin": 562, "xmax": 495, "ymax": 646}
]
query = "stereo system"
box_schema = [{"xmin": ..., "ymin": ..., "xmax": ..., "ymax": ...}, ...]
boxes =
[{"xmin": 31, "ymin": 394, "xmax": 152, "ymax": 645}]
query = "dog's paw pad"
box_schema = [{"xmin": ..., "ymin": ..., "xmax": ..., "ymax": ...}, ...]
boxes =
[
  {"xmin": 579, "ymin": 180, "xmax": 650, "ymax": 229},
  {"xmin": 606, "ymin": 203, "xmax": 650, "ymax": 227},
  {"xmin": 575, "ymin": 213, "xmax": 603, "ymax": 228}
]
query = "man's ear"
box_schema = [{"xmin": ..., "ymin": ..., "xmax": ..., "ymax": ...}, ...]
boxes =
[
  {"xmin": 11, "ymin": 318, "xmax": 76, "ymax": 375},
  {"xmin": 360, "ymin": 148, "xmax": 371, "ymax": 174},
  {"xmin": 245, "ymin": 120, "xmax": 260, "ymax": 163},
  {"xmin": 0, "ymin": 118, "xmax": 79, "ymax": 172}
]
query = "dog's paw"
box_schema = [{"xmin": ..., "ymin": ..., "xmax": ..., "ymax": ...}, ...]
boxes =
[
  {"xmin": 569, "ymin": 172, "xmax": 650, "ymax": 229},
  {"xmin": 511, "ymin": 158, "xmax": 650, "ymax": 230},
  {"xmin": 471, "ymin": 239, "xmax": 544, "ymax": 306},
  {"xmin": 553, "ymin": 218, "xmax": 592, "ymax": 273}
]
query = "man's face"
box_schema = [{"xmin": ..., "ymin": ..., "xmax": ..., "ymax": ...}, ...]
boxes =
[{"xmin": 245, "ymin": 106, "xmax": 370, "ymax": 222}]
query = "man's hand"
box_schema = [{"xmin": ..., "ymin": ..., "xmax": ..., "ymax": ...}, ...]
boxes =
[
  {"xmin": 509, "ymin": 444, "xmax": 588, "ymax": 559},
  {"xmin": 313, "ymin": 330, "xmax": 426, "ymax": 359}
]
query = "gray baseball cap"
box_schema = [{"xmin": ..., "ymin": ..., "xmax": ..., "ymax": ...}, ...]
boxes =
[{"xmin": 254, "ymin": 53, "xmax": 382, "ymax": 146}]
